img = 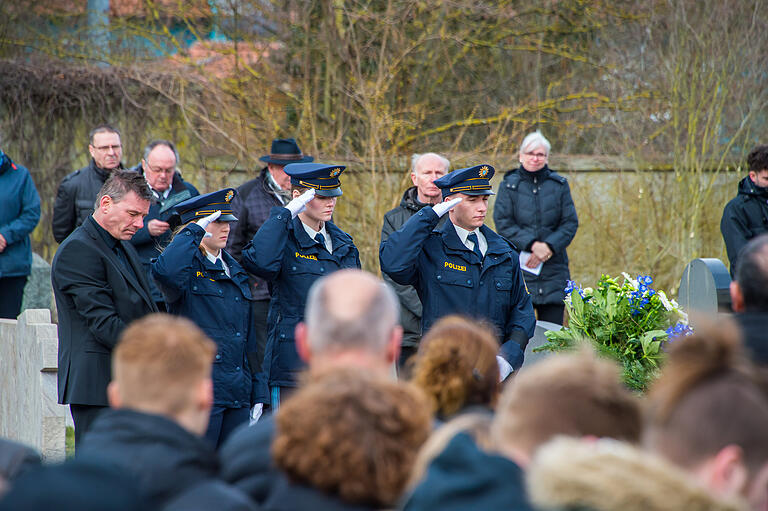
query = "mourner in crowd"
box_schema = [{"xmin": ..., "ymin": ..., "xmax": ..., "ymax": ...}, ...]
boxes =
[
  {"xmin": 52, "ymin": 170, "xmax": 157, "ymax": 447},
  {"xmin": 152, "ymin": 189, "xmax": 264, "ymax": 448},
  {"xmin": 645, "ymin": 320, "xmax": 768, "ymax": 510},
  {"xmin": 228, "ymin": 138, "xmax": 314, "ymax": 372},
  {"xmin": 493, "ymin": 131, "xmax": 578, "ymax": 325},
  {"xmin": 0, "ymin": 147, "xmax": 40, "ymax": 319},
  {"xmin": 74, "ymin": 314, "xmax": 257, "ymax": 511},
  {"xmin": 266, "ymin": 368, "xmax": 431, "ymax": 511},
  {"xmin": 221, "ymin": 269, "xmax": 402, "ymax": 506},
  {"xmin": 410, "ymin": 315, "xmax": 499, "ymax": 422},
  {"xmin": 241, "ymin": 162, "xmax": 361, "ymax": 409},
  {"xmin": 721, "ymin": 144, "xmax": 768, "ymax": 277},
  {"xmin": 380, "ymin": 164, "xmax": 535, "ymax": 376},
  {"xmin": 381, "ymin": 152, "xmax": 449, "ymax": 369},
  {"xmin": 53, "ymin": 124, "xmax": 125, "ymax": 243},
  {"xmin": 729, "ymin": 234, "xmax": 768, "ymax": 365},
  {"xmin": 403, "ymin": 348, "xmax": 642, "ymax": 511},
  {"xmin": 129, "ymin": 139, "xmax": 199, "ymax": 311}
]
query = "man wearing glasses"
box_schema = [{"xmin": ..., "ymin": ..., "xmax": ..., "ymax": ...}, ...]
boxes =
[
  {"xmin": 129, "ymin": 140, "xmax": 199, "ymax": 311},
  {"xmin": 53, "ymin": 124, "xmax": 126, "ymax": 243}
]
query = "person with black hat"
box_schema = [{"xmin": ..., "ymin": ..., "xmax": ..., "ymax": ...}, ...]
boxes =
[
  {"xmin": 227, "ymin": 138, "xmax": 313, "ymax": 381},
  {"xmin": 241, "ymin": 163, "xmax": 361, "ymax": 409},
  {"xmin": 380, "ymin": 164, "xmax": 536, "ymax": 378},
  {"xmin": 152, "ymin": 189, "xmax": 265, "ymax": 448}
]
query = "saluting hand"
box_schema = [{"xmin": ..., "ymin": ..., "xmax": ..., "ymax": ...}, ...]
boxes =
[
  {"xmin": 196, "ymin": 210, "xmax": 222, "ymax": 238},
  {"xmin": 286, "ymin": 188, "xmax": 316, "ymax": 218},
  {"xmin": 432, "ymin": 197, "xmax": 462, "ymax": 217}
]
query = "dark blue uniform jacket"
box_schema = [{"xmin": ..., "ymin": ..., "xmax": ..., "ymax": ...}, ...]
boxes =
[
  {"xmin": 241, "ymin": 207, "xmax": 361, "ymax": 388},
  {"xmin": 379, "ymin": 207, "xmax": 535, "ymax": 369},
  {"xmin": 152, "ymin": 223, "xmax": 266, "ymax": 407}
]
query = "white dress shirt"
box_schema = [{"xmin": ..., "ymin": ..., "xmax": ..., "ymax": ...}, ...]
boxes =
[
  {"xmin": 302, "ymin": 222, "xmax": 333, "ymax": 253},
  {"xmin": 205, "ymin": 249, "xmax": 230, "ymax": 277},
  {"xmin": 452, "ymin": 224, "xmax": 487, "ymax": 256}
]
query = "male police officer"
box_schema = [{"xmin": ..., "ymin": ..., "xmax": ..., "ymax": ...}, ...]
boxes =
[{"xmin": 380, "ymin": 164, "xmax": 535, "ymax": 377}]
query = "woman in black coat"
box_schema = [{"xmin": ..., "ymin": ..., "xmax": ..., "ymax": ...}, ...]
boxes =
[{"xmin": 493, "ymin": 131, "xmax": 578, "ymax": 325}]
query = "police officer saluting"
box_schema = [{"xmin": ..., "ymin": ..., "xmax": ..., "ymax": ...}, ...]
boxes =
[
  {"xmin": 380, "ymin": 164, "xmax": 535, "ymax": 378},
  {"xmin": 242, "ymin": 163, "xmax": 360, "ymax": 409},
  {"xmin": 152, "ymin": 189, "xmax": 265, "ymax": 448}
]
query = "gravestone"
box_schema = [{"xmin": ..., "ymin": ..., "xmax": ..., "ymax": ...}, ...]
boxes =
[
  {"xmin": 678, "ymin": 258, "xmax": 732, "ymax": 327},
  {"xmin": 522, "ymin": 320, "xmax": 562, "ymax": 368},
  {"xmin": 21, "ymin": 253, "xmax": 54, "ymax": 312}
]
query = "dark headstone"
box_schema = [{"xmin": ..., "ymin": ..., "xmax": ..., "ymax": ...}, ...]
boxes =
[
  {"xmin": 523, "ymin": 320, "xmax": 562, "ymax": 368},
  {"xmin": 21, "ymin": 253, "xmax": 54, "ymax": 312},
  {"xmin": 678, "ymin": 258, "xmax": 732, "ymax": 322}
]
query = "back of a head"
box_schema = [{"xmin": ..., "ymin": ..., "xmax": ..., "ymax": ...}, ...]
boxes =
[
  {"xmin": 272, "ymin": 367, "xmax": 431, "ymax": 508},
  {"xmin": 112, "ymin": 313, "xmax": 216, "ymax": 416},
  {"xmin": 305, "ymin": 269, "xmax": 399, "ymax": 357},
  {"xmin": 645, "ymin": 320, "xmax": 768, "ymax": 476},
  {"xmin": 411, "ymin": 315, "xmax": 500, "ymax": 417},
  {"xmin": 493, "ymin": 348, "xmax": 642, "ymax": 458},
  {"xmin": 735, "ymin": 234, "xmax": 768, "ymax": 312}
]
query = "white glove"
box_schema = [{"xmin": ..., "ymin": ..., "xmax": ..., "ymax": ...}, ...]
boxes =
[
  {"xmin": 497, "ymin": 355, "xmax": 514, "ymax": 382},
  {"xmin": 286, "ymin": 189, "xmax": 316, "ymax": 218},
  {"xmin": 249, "ymin": 403, "xmax": 263, "ymax": 426},
  {"xmin": 196, "ymin": 210, "xmax": 222, "ymax": 238},
  {"xmin": 432, "ymin": 197, "xmax": 462, "ymax": 217}
]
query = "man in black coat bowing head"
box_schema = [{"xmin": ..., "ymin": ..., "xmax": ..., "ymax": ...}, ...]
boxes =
[{"xmin": 52, "ymin": 169, "xmax": 158, "ymax": 447}]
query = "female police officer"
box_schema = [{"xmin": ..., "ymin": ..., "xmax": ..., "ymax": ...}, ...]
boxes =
[
  {"xmin": 152, "ymin": 188, "xmax": 264, "ymax": 447},
  {"xmin": 242, "ymin": 163, "xmax": 360, "ymax": 409}
]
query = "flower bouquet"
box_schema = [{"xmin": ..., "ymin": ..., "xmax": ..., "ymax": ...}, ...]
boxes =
[{"xmin": 536, "ymin": 273, "xmax": 691, "ymax": 391}]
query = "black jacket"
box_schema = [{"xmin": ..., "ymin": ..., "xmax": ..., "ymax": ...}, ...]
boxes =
[
  {"xmin": 227, "ymin": 168, "xmax": 285, "ymax": 301},
  {"xmin": 380, "ymin": 187, "xmax": 446, "ymax": 347},
  {"xmin": 720, "ymin": 176, "xmax": 768, "ymax": 276},
  {"xmin": 220, "ymin": 416, "xmax": 278, "ymax": 505},
  {"xmin": 263, "ymin": 474, "xmax": 377, "ymax": 511},
  {"xmin": 493, "ymin": 165, "xmax": 578, "ymax": 305},
  {"xmin": 402, "ymin": 432, "xmax": 533, "ymax": 511},
  {"xmin": 128, "ymin": 163, "xmax": 199, "ymax": 303},
  {"xmin": 52, "ymin": 159, "xmax": 123, "ymax": 243},
  {"xmin": 78, "ymin": 409, "xmax": 257, "ymax": 511},
  {"xmin": 52, "ymin": 216, "xmax": 158, "ymax": 406}
]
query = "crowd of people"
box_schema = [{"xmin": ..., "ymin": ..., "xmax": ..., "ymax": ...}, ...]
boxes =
[{"xmin": 1, "ymin": 125, "xmax": 768, "ymax": 510}]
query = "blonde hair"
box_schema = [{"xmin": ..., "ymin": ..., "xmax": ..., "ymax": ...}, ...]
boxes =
[{"xmin": 112, "ymin": 313, "xmax": 216, "ymax": 415}]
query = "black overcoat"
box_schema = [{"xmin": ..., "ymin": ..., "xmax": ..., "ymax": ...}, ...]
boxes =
[{"xmin": 52, "ymin": 216, "xmax": 157, "ymax": 406}]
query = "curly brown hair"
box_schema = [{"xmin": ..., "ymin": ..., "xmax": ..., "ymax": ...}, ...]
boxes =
[
  {"xmin": 411, "ymin": 315, "xmax": 500, "ymax": 418},
  {"xmin": 272, "ymin": 368, "xmax": 432, "ymax": 507}
]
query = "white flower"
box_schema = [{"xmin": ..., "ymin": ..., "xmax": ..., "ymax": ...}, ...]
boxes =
[
  {"xmin": 621, "ymin": 272, "xmax": 638, "ymax": 289},
  {"xmin": 657, "ymin": 290, "xmax": 674, "ymax": 311}
]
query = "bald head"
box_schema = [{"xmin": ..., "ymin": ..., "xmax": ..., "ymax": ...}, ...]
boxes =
[
  {"xmin": 304, "ymin": 270, "xmax": 400, "ymax": 356},
  {"xmin": 411, "ymin": 152, "xmax": 449, "ymax": 204}
]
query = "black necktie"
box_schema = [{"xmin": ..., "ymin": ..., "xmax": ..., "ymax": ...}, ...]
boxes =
[
  {"xmin": 467, "ymin": 232, "xmax": 483, "ymax": 260},
  {"xmin": 113, "ymin": 243, "xmax": 137, "ymax": 280},
  {"xmin": 315, "ymin": 232, "xmax": 326, "ymax": 251}
]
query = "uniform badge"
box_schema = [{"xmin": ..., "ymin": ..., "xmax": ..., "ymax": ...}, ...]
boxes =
[
  {"xmin": 225, "ymin": 190, "xmax": 234, "ymax": 202},
  {"xmin": 479, "ymin": 166, "xmax": 490, "ymax": 178},
  {"xmin": 329, "ymin": 168, "xmax": 342, "ymax": 178}
]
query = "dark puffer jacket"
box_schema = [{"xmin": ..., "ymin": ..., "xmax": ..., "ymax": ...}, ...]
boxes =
[
  {"xmin": 720, "ymin": 176, "xmax": 768, "ymax": 276},
  {"xmin": 381, "ymin": 187, "xmax": 446, "ymax": 348},
  {"xmin": 52, "ymin": 159, "xmax": 124, "ymax": 243},
  {"xmin": 493, "ymin": 165, "xmax": 578, "ymax": 305}
]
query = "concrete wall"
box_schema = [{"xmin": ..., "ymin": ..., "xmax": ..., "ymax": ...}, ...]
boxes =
[{"xmin": 0, "ymin": 309, "xmax": 66, "ymax": 462}]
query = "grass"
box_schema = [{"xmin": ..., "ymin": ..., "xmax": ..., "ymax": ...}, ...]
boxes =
[{"xmin": 66, "ymin": 426, "xmax": 74, "ymax": 459}]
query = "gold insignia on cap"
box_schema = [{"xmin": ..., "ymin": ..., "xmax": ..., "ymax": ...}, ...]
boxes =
[
  {"xmin": 225, "ymin": 190, "xmax": 234, "ymax": 202},
  {"xmin": 329, "ymin": 168, "xmax": 342, "ymax": 178},
  {"xmin": 478, "ymin": 166, "xmax": 490, "ymax": 178}
]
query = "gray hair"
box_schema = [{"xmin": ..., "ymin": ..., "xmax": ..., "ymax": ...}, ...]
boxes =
[
  {"xmin": 88, "ymin": 124, "xmax": 121, "ymax": 145},
  {"xmin": 305, "ymin": 271, "xmax": 400, "ymax": 355},
  {"xmin": 411, "ymin": 152, "xmax": 451, "ymax": 174},
  {"xmin": 143, "ymin": 139, "xmax": 180, "ymax": 166},
  {"xmin": 519, "ymin": 131, "xmax": 551, "ymax": 156},
  {"xmin": 94, "ymin": 169, "xmax": 153, "ymax": 210}
]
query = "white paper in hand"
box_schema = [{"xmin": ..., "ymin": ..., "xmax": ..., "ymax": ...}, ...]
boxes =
[{"xmin": 519, "ymin": 251, "xmax": 543, "ymax": 275}]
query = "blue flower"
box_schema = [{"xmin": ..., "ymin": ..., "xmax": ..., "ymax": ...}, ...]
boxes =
[
  {"xmin": 564, "ymin": 280, "xmax": 576, "ymax": 295},
  {"xmin": 665, "ymin": 322, "xmax": 693, "ymax": 341}
]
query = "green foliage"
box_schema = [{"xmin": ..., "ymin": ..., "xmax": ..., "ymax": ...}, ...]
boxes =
[{"xmin": 536, "ymin": 274, "xmax": 689, "ymax": 391}]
